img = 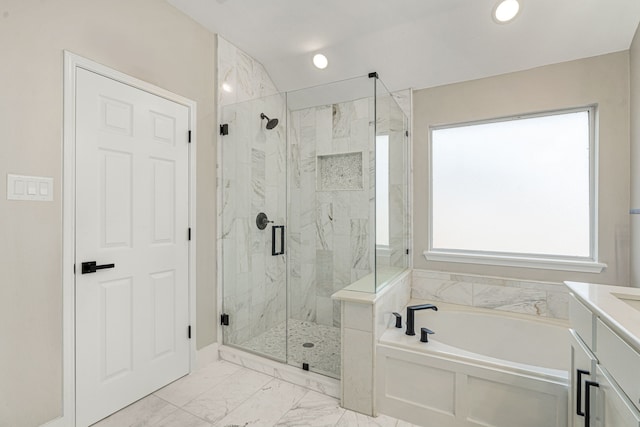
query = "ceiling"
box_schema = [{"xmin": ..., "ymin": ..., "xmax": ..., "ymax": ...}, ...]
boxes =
[{"xmin": 167, "ymin": 0, "xmax": 640, "ymax": 93}]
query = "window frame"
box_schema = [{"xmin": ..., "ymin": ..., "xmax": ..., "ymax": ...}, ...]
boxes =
[{"xmin": 425, "ymin": 106, "xmax": 606, "ymax": 273}]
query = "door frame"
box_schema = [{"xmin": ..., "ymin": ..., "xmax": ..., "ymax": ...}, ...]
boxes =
[{"xmin": 59, "ymin": 51, "xmax": 197, "ymax": 427}]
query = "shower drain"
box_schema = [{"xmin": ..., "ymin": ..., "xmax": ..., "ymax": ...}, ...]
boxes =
[{"xmin": 302, "ymin": 342, "xmax": 314, "ymax": 348}]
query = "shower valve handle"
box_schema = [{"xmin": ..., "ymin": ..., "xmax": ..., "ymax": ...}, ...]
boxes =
[{"xmin": 256, "ymin": 212, "xmax": 273, "ymax": 230}]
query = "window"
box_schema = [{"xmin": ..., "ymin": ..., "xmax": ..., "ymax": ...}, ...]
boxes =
[
  {"xmin": 427, "ymin": 107, "xmax": 604, "ymax": 272},
  {"xmin": 376, "ymin": 135, "xmax": 389, "ymax": 246}
]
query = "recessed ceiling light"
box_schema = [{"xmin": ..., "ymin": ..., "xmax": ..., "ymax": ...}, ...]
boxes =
[
  {"xmin": 221, "ymin": 82, "xmax": 233, "ymax": 93},
  {"xmin": 313, "ymin": 53, "xmax": 328, "ymax": 69},
  {"xmin": 493, "ymin": 0, "xmax": 520, "ymax": 23}
]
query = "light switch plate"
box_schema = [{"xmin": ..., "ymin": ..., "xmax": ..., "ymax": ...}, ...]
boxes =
[{"xmin": 7, "ymin": 174, "xmax": 53, "ymax": 201}]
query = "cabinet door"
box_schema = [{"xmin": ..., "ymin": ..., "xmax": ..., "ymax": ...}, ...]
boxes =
[
  {"xmin": 591, "ymin": 366, "xmax": 640, "ymax": 427},
  {"xmin": 570, "ymin": 329, "xmax": 597, "ymax": 427}
]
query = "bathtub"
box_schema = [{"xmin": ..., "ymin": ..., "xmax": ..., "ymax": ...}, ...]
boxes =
[{"xmin": 376, "ymin": 300, "xmax": 569, "ymax": 427}]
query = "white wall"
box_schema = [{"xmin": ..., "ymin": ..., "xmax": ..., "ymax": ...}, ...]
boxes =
[
  {"xmin": 0, "ymin": 1, "xmax": 217, "ymax": 426},
  {"xmin": 630, "ymin": 25, "xmax": 640, "ymax": 287},
  {"xmin": 413, "ymin": 52, "xmax": 630, "ymax": 285}
]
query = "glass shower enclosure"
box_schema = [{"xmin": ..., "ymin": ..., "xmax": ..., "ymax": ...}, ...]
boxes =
[{"xmin": 220, "ymin": 74, "xmax": 409, "ymax": 379}]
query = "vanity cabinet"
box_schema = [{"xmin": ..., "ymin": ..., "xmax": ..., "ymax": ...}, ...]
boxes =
[
  {"xmin": 569, "ymin": 329, "xmax": 597, "ymax": 427},
  {"xmin": 592, "ymin": 365, "xmax": 640, "ymax": 427},
  {"xmin": 569, "ymin": 293, "xmax": 640, "ymax": 427}
]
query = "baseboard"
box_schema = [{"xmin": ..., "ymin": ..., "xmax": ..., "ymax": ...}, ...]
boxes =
[
  {"xmin": 39, "ymin": 415, "xmax": 68, "ymax": 427},
  {"xmin": 219, "ymin": 345, "xmax": 341, "ymax": 399},
  {"xmin": 195, "ymin": 342, "xmax": 220, "ymax": 370}
]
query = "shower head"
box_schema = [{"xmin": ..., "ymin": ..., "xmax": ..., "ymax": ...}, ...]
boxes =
[{"xmin": 260, "ymin": 113, "xmax": 279, "ymax": 130}]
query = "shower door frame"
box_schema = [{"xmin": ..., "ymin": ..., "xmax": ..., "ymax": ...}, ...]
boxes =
[{"xmin": 218, "ymin": 94, "xmax": 289, "ymax": 365}]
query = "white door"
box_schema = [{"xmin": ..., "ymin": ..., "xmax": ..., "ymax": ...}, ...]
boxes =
[{"xmin": 75, "ymin": 68, "xmax": 191, "ymax": 426}]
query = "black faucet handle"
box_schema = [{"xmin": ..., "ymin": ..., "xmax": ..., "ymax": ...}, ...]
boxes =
[
  {"xmin": 420, "ymin": 327, "xmax": 434, "ymax": 343},
  {"xmin": 392, "ymin": 312, "xmax": 402, "ymax": 328},
  {"xmin": 408, "ymin": 303, "xmax": 438, "ymax": 311}
]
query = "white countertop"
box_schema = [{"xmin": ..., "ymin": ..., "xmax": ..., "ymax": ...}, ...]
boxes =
[{"xmin": 565, "ymin": 281, "xmax": 640, "ymax": 353}]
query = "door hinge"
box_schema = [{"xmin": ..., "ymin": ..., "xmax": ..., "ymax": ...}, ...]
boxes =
[
  {"xmin": 406, "ymin": 249, "xmax": 410, "ymax": 255},
  {"xmin": 220, "ymin": 313, "xmax": 229, "ymax": 326},
  {"xmin": 188, "ymin": 325, "xmax": 192, "ymax": 339},
  {"xmin": 405, "ymin": 130, "xmax": 409, "ymax": 137},
  {"xmin": 188, "ymin": 228, "xmax": 191, "ymax": 241},
  {"xmin": 188, "ymin": 130, "xmax": 192, "ymax": 143},
  {"xmin": 73, "ymin": 264, "xmax": 76, "ymax": 274},
  {"xmin": 220, "ymin": 124, "xmax": 229, "ymax": 136}
]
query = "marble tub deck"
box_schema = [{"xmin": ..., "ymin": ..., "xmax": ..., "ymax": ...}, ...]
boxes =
[
  {"xmin": 92, "ymin": 359, "xmax": 418, "ymax": 427},
  {"xmin": 241, "ymin": 319, "xmax": 341, "ymax": 378}
]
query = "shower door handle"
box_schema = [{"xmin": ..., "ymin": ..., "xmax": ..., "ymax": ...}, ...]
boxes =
[{"xmin": 272, "ymin": 225, "xmax": 285, "ymax": 256}]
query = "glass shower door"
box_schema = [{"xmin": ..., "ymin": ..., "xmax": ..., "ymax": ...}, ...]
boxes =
[
  {"xmin": 220, "ymin": 93, "xmax": 288, "ymax": 362},
  {"xmin": 375, "ymin": 81, "xmax": 410, "ymax": 291},
  {"xmin": 285, "ymin": 76, "xmax": 376, "ymax": 378}
]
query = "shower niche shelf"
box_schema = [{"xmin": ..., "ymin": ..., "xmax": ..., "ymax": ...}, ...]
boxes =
[{"xmin": 316, "ymin": 151, "xmax": 363, "ymax": 191}]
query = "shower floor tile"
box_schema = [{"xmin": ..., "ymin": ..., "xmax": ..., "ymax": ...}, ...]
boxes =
[{"xmin": 241, "ymin": 320, "xmax": 341, "ymax": 378}]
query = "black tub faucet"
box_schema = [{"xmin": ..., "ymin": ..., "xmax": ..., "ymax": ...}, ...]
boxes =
[{"xmin": 406, "ymin": 303, "xmax": 438, "ymax": 336}]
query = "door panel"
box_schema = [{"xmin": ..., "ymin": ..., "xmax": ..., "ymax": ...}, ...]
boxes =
[
  {"xmin": 75, "ymin": 68, "xmax": 190, "ymax": 426},
  {"xmin": 220, "ymin": 95, "xmax": 287, "ymax": 362},
  {"xmin": 101, "ymin": 149, "xmax": 133, "ymax": 247},
  {"xmin": 101, "ymin": 277, "xmax": 133, "ymax": 380}
]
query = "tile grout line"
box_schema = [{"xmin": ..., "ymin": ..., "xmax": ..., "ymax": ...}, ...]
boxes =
[
  {"xmin": 152, "ymin": 395, "xmax": 214, "ymax": 426},
  {"xmin": 155, "ymin": 361, "xmax": 242, "ymax": 409},
  {"xmin": 269, "ymin": 388, "xmax": 311, "ymax": 427},
  {"xmin": 206, "ymin": 376, "xmax": 280, "ymax": 426},
  {"xmin": 333, "ymin": 408, "xmax": 349, "ymax": 426}
]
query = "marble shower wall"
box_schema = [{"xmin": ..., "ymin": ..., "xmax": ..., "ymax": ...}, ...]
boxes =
[
  {"xmin": 288, "ymin": 98, "xmax": 376, "ymax": 328},
  {"xmin": 412, "ymin": 269, "xmax": 570, "ymax": 320},
  {"xmin": 218, "ymin": 36, "xmax": 279, "ymax": 107},
  {"xmin": 218, "ymin": 36, "xmax": 413, "ymax": 344}
]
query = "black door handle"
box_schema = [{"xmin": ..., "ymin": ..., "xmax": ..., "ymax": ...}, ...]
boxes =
[
  {"xmin": 584, "ymin": 380, "xmax": 599, "ymax": 427},
  {"xmin": 81, "ymin": 261, "xmax": 115, "ymax": 274},
  {"xmin": 577, "ymin": 369, "xmax": 590, "ymax": 416}
]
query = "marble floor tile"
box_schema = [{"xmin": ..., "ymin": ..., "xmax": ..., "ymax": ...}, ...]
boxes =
[
  {"xmin": 213, "ymin": 378, "xmax": 308, "ymax": 427},
  {"xmin": 91, "ymin": 394, "xmax": 178, "ymax": 427},
  {"xmin": 152, "ymin": 408, "xmax": 212, "ymax": 427},
  {"xmin": 182, "ymin": 367, "xmax": 273, "ymax": 424},
  {"xmin": 154, "ymin": 360, "xmax": 242, "ymax": 406},
  {"xmin": 335, "ymin": 410, "xmax": 401, "ymax": 427},
  {"xmin": 93, "ymin": 359, "xmax": 416, "ymax": 427},
  {"xmin": 274, "ymin": 390, "xmax": 345, "ymax": 427}
]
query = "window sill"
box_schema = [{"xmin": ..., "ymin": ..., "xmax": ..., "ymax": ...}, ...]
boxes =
[{"xmin": 423, "ymin": 250, "xmax": 607, "ymax": 273}]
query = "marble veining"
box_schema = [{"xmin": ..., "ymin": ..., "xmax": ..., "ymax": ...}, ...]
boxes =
[
  {"xmin": 412, "ymin": 269, "xmax": 569, "ymax": 320},
  {"xmin": 288, "ymin": 99, "xmax": 376, "ymax": 329},
  {"xmin": 218, "ymin": 36, "xmax": 279, "ymax": 107},
  {"xmin": 95, "ymin": 358, "xmax": 419, "ymax": 427}
]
